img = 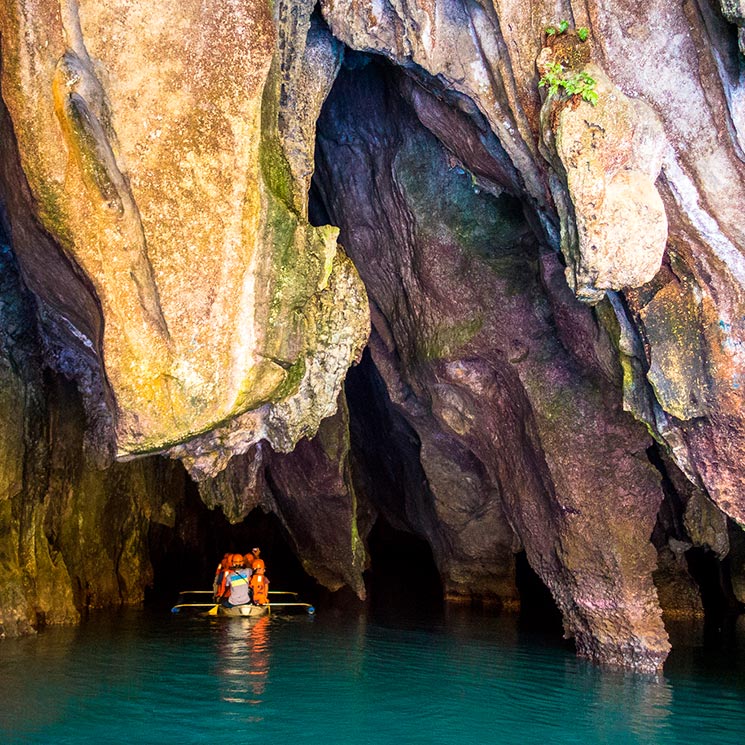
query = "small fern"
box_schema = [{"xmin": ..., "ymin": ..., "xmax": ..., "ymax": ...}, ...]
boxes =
[{"xmin": 539, "ymin": 62, "xmax": 598, "ymax": 106}]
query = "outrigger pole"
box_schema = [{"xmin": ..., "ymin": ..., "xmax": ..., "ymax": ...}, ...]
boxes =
[
  {"xmin": 171, "ymin": 603, "xmax": 219, "ymax": 611},
  {"xmin": 178, "ymin": 590, "xmax": 299, "ymax": 596},
  {"xmin": 171, "ymin": 598, "xmax": 314, "ymax": 614}
]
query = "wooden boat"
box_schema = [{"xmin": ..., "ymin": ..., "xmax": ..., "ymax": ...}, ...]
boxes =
[{"xmin": 214, "ymin": 603, "xmax": 269, "ymax": 617}]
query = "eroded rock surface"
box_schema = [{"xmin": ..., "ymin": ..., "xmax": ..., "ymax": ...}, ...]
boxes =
[
  {"xmin": 313, "ymin": 58, "xmax": 669, "ymax": 670},
  {"xmin": 198, "ymin": 397, "xmax": 367, "ymax": 595},
  {"xmin": 0, "ymin": 237, "xmax": 184, "ymax": 638},
  {"xmin": 537, "ymin": 40, "xmax": 668, "ymax": 302},
  {"xmin": 0, "ymin": 0, "xmax": 368, "ymax": 465}
]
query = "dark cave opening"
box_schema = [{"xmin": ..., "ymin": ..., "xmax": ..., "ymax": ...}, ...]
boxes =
[
  {"xmin": 685, "ymin": 547, "xmax": 745, "ymax": 631},
  {"xmin": 365, "ymin": 516, "xmax": 444, "ymax": 615},
  {"xmin": 345, "ymin": 348, "xmax": 447, "ymax": 611},
  {"xmin": 648, "ymin": 442, "xmax": 745, "ymax": 633},
  {"xmin": 146, "ymin": 475, "xmax": 318, "ymax": 608},
  {"xmin": 514, "ymin": 552, "xmax": 563, "ymax": 634}
]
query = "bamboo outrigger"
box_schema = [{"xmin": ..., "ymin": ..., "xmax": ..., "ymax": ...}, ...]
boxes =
[{"xmin": 171, "ymin": 590, "xmax": 315, "ymax": 616}]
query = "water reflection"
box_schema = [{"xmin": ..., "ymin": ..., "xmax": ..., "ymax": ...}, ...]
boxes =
[
  {"xmin": 1, "ymin": 608, "xmax": 744, "ymax": 744},
  {"xmin": 0, "ymin": 624, "xmax": 79, "ymax": 734},
  {"xmin": 216, "ymin": 616, "xmax": 271, "ymax": 711}
]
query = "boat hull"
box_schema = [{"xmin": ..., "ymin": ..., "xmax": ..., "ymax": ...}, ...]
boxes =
[{"xmin": 216, "ymin": 604, "xmax": 269, "ymax": 617}]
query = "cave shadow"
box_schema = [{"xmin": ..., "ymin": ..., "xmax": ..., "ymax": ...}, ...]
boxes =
[
  {"xmin": 364, "ymin": 515, "xmax": 444, "ymax": 628},
  {"xmin": 648, "ymin": 443, "xmax": 745, "ymax": 653},
  {"xmin": 685, "ymin": 546, "xmax": 745, "ymax": 648}
]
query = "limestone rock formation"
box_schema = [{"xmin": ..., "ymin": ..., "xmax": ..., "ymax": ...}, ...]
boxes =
[
  {"xmin": 0, "ymin": 239, "xmax": 184, "ymax": 638},
  {"xmin": 312, "ymin": 56, "xmax": 669, "ymax": 670},
  {"xmin": 319, "ymin": 0, "xmax": 745, "ymax": 534},
  {"xmin": 0, "ymin": 0, "xmax": 369, "ymax": 466},
  {"xmin": 1, "ymin": 0, "xmax": 745, "ymax": 675},
  {"xmin": 198, "ymin": 397, "xmax": 367, "ymax": 595},
  {"xmin": 537, "ymin": 40, "xmax": 668, "ymax": 302}
]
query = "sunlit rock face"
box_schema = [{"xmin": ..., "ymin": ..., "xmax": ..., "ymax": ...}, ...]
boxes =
[
  {"xmin": 0, "ymin": 0, "xmax": 369, "ymax": 468},
  {"xmin": 537, "ymin": 39, "xmax": 668, "ymax": 303},
  {"xmin": 319, "ymin": 0, "xmax": 745, "ymax": 532}
]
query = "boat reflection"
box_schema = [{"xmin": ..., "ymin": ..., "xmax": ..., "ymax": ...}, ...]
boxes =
[{"xmin": 216, "ymin": 616, "xmax": 271, "ymax": 713}]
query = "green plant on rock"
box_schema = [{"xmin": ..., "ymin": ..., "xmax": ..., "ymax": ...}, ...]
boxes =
[
  {"xmin": 539, "ymin": 61, "xmax": 599, "ymax": 106},
  {"xmin": 545, "ymin": 20, "xmax": 569, "ymax": 36},
  {"xmin": 545, "ymin": 20, "xmax": 590, "ymax": 42}
]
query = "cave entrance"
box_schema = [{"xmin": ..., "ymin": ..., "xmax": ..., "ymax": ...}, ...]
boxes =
[
  {"xmin": 514, "ymin": 551, "xmax": 563, "ymax": 635},
  {"xmin": 365, "ymin": 516, "xmax": 443, "ymax": 617},
  {"xmin": 685, "ymin": 546, "xmax": 745, "ymax": 639},
  {"xmin": 147, "ymin": 475, "xmax": 317, "ymax": 607}
]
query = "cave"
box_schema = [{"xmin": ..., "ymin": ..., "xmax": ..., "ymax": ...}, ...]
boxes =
[
  {"xmin": 365, "ymin": 516, "xmax": 444, "ymax": 616},
  {"xmin": 1, "ymin": 0, "xmax": 745, "ymax": 686}
]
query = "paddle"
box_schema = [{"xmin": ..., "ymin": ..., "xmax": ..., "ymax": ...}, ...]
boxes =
[{"xmin": 178, "ymin": 590, "xmax": 213, "ymax": 595}]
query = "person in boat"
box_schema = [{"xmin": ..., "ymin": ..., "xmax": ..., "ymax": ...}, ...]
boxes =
[
  {"xmin": 213, "ymin": 553, "xmax": 232, "ymax": 602},
  {"xmin": 221, "ymin": 554, "xmax": 253, "ymax": 607},
  {"xmin": 249, "ymin": 548, "xmax": 270, "ymax": 605},
  {"xmin": 249, "ymin": 547, "xmax": 264, "ymax": 574}
]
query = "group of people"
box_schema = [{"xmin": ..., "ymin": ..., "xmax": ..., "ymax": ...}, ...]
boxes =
[{"xmin": 213, "ymin": 547, "xmax": 270, "ymax": 607}]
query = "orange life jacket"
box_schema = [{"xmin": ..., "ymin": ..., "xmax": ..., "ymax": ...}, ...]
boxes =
[
  {"xmin": 250, "ymin": 573, "xmax": 269, "ymax": 605},
  {"xmin": 214, "ymin": 559, "xmax": 230, "ymax": 600}
]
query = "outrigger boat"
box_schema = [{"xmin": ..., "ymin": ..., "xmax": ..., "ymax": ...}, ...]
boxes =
[
  {"xmin": 171, "ymin": 590, "xmax": 315, "ymax": 616},
  {"xmin": 212, "ymin": 603, "xmax": 269, "ymax": 618}
]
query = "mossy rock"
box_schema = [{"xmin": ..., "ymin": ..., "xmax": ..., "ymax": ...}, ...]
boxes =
[{"xmin": 547, "ymin": 32, "xmax": 592, "ymax": 71}]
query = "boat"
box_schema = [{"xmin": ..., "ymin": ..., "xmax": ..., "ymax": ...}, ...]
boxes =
[
  {"xmin": 171, "ymin": 590, "xmax": 315, "ymax": 616},
  {"xmin": 213, "ymin": 603, "xmax": 269, "ymax": 617}
]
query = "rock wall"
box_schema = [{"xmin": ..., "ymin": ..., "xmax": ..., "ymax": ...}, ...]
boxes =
[
  {"xmin": 0, "ymin": 235, "xmax": 184, "ymax": 638},
  {"xmin": 0, "ymin": 0, "xmax": 369, "ymax": 470},
  {"xmin": 312, "ymin": 56, "xmax": 668, "ymax": 671},
  {"xmin": 318, "ymin": 0, "xmax": 745, "ymax": 534}
]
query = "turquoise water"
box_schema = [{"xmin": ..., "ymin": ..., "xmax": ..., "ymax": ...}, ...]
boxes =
[{"xmin": 1, "ymin": 607, "xmax": 744, "ymax": 744}]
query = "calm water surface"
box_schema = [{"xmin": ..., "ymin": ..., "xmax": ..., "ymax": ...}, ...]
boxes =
[{"xmin": 1, "ymin": 605, "xmax": 744, "ymax": 744}]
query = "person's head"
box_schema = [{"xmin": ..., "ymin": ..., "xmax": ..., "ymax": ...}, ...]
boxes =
[
  {"xmin": 232, "ymin": 553, "xmax": 245, "ymax": 568},
  {"xmin": 244, "ymin": 553, "xmax": 254, "ymax": 566},
  {"xmin": 252, "ymin": 547, "xmax": 261, "ymax": 558}
]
